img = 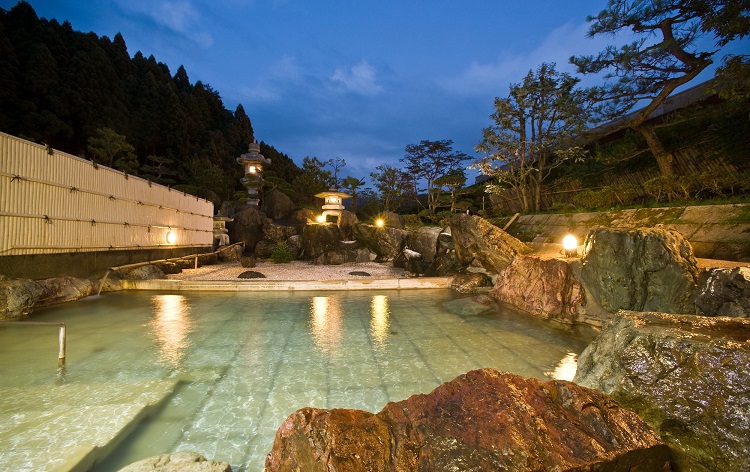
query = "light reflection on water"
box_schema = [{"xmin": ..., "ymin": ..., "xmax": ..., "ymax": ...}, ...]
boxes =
[
  {"xmin": 545, "ymin": 352, "xmax": 578, "ymax": 381},
  {"xmin": 370, "ymin": 295, "xmax": 390, "ymax": 347},
  {"xmin": 147, "ymin": 294, "xmax": 192, "ymax": 369},
  {"xmin": 310, "ymin": 296, "xmax": 343, "ymax": 355}
]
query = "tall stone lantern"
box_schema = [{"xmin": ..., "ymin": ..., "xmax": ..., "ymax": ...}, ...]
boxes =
[{"xmin": 237, "ymin": 140, "xmax": 271, "ymax": 206}]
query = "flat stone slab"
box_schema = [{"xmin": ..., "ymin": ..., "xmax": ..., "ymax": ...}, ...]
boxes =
[
  {"xmin": 0, "ymin": 380, "xmax": 178, "ymax": 472},
  {"xmin": 124, "ymin": 277, "xmax": 453, "ymax": 291}
]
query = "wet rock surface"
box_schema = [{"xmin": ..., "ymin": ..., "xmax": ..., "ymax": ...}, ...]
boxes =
[
  {"xmin": 695, "ymin": 267, "xmax": 750, "ymax": 317},
  {"xmin": 448, "ymin": 214, "xmax": 529, "ymax": 273},
  {"xmin": 0, "ymin": 276, "xmax": 100, "ymax": 319},
  {"xmin": 117, "ymin": 451, "xmax": 232, "ymax": 472},
  {"xmin": 574, "ymin": 310, "xmax": 750, "ymax": 471},
  {"xmin": 265, "ymin": 368, "xmax": 671, "ymax": 472},
  {"xmin": 491, "ymin": 256, "xmax": 584, "ymax": 324},
  {"xmin": 581, "ymin": 228, "xmax": 699, "ymax": 314}
]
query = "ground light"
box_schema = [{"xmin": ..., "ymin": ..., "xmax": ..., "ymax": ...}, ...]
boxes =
[
  {"xmin": 316, "ymin": 214, "xmax": 326, "ymax": 223},
  {"xmin": 562, "ymin": 234, "xmax": 578, "ymax": 257},
  {"xmin": 375, "ymin": 219, "xmax": 385, "ymax": 228}
]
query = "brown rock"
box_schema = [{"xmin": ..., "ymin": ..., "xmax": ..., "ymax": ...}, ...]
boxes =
[
  {"xmin": 490, "ymin": 256, "xmax": 584, "ymax": 324},
  {"xmin": 448, "ymin": 214, "xmax": 529, "ymax": 273},
  {"xmin": 695, "ymin": 267, "xmax": 750, "ymax": 317},
  {"xmin": 337, "ymin": 210, "xmax": 359, "ymax": 241},
  {"xmin": 352, "ymin": 223, "xmax": 407, "ymax": 262},
  {"xmin": 265, "ymin": 368, "xmax": 671, "ymax": 471},
  {"xmin": 450, "ymin": 272, "xmax": 493, "ymax": 293}
]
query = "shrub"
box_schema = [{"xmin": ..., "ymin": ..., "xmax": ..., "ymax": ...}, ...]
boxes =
[{"xmin": 270, "ymin": 241, "xmax": 294, "ymax": 263}]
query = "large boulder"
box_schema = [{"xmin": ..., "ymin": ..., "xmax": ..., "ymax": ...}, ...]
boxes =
[
  {"xmin": 490, "ymin": 256, "xmax": 585, "ymax": 324},
  {"xmin": 117, "ymin": 451, "xmax": 231, "ymax": 472},
  {"xmin": 226, "ymin": 205, "xmax": 265, "ymax": 254},
  {"xmin": 265, "ymin": 368, "xmax": 671, "ymax": 471},
  {"xmin": 352, "ymin": 223, "xmax": 408, "ymax": 262},
  {"xmin": 263, "ymin": 219, "xmax": 300, "ymax": 242},
  {"xmin": 580, "ymin": 228, "xmax": 699, "ymax": 314},
  {"xmin": 337, "ymin": 210, "xmax": 359, "ymax": 241},
  {"xmin": 574, "ymin": 311, "xmax": 750, "ymax": 471},
  {"xmin": 406, "ymin": 226, "xmax": 442, "ymax": 263},
  {"xmin": 450, "ymin": 272, "xmax": 493, "ymax": 293},
  {"xmin": 313, "ymin": 241, "xmax": 371, "ymax": 265},
  {"xmin": 448, "ymin": 214, "xmax": 529, "ymax": 274},
  {"xmin": 1, "ymin": 276, "xmax": 101, "ymax": 319},
  {"xmin": 393, "ymin": 249, "xmax": 425, "ymax": 275},
  {"xmin": 0, "ymin": 278, "xmax": 44, "ymax": 319},
  {"xmin": 424, "ymin": 251, "xmax": 465, "ymax": 276},
  {"xmin": 261, "ymin": 188, "xmax": 296, "ymax": 220},
  {"xmin": 380, "ymin": 210, "xmax": 405, "ymax": 229},
  {"xmin": 302, "ymin": 223, "xmax": 341, "ymax": 260},
  {"xmin": 217, "ymin": 244, "xmax": 243, "ymax": 262},
  {"xmin": 695, "ymin": 267, "xmax": 750, "ymax": 317},
  {"xmin": 34, "ymin": 277, "xmax": 98, "ymax": 308}
]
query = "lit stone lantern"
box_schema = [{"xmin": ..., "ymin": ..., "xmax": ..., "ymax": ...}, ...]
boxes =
[
  {"xmin": 314, "ymin": 189, "xmax": 351, "ymax": 223},
  {"xmin": 213, "ymin": 216, "xmax": 233, "ymax": 246},
  {"xmin": 237, "ymin": 140, "xmax": 271, "ymax": 206}
]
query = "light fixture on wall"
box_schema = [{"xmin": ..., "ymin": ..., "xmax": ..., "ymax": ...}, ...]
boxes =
[{"xmin": 166, "ymin": 231, "xmax": 177, "ymax": 245}]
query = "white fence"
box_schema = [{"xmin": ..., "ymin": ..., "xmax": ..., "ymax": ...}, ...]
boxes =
[{"xmin": 0, "ymin": 132, "xmax": 214, "ymax": 256}]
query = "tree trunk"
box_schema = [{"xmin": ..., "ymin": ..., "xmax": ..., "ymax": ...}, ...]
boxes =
[{"xmin": 636, "ymin": 125, "xmax": 674, "ymax": 176}]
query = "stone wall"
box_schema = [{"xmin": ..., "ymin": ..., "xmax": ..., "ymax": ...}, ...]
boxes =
[{"xmin": 506, "ymin": 203, "xmax": 750, "ymax": 261}]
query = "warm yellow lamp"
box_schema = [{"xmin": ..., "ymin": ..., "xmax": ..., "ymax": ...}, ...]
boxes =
[{"xmin": 562, "ymin": 234, "xmax": 578, "ymax": 257}]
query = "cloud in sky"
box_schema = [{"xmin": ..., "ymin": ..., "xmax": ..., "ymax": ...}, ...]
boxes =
[
  {"xmin": 331, "ymin": 60, "xmax": 384, "ymax": 97},
  {"xmin": 116, "ymin": 0, "xmax": 214, "ymax": 48}
]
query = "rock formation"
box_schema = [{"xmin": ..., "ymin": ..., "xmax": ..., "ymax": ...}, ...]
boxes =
[
  {"xmin": 352, "ymin": 223, "xmax": 407, "ymax": 262},
  {"xmin": 448, "ymin": 214, "xmax": 529, "ymax": 273},
  {"xmin": 490, "ymin": 256, "xmax": 584, "ymax": 324},
  {"xmin": 450, "ymin": 272, "xmax": 493, "ymax": 293},
  {"xmin": 379, "ymin": 210, "xmax": 405, "ymax": 229},
  {"xmin": 695, "ymin": 267, "xmax": 750, "ymax": 317},
  {"xmin": 302, "ymin": 223, "xmax": 342, "ymax": 260},
  {"xmin": 574, "ymin": 311, "xmax": 750, "ymax": 471},
  {"xmin": 225, "ymin": 205, "xmax": 265, "ymax": 254},
  {"xmin": 0, "ymin": 276, "xmax": 100, "ymax": 319},
  {"xmin": 265, "ymin": 368, "xmax": 671, "ymax": 471},
  {"xmin": 405, "ymin": 226, "xmax": 442, "ymax": 263},
  {"xmin": 580, "ymin": 228, "xmax": 699, "ymax": 314},
  {"xmin": 261, "ymin": 188, "xmax": 296, "ymax": 220},
  {"xmin": 337, "ymin": 210, "xmax": 359, "ymax": 241},
  {"xmin": 313, "ymin": 241, "xmax": 371, "ymax": 265}
]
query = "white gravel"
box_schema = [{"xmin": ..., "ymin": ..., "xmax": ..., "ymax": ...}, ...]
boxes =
[{"xmin": 167, "ymin": 261, "xmax": 409, "ymax": 281}]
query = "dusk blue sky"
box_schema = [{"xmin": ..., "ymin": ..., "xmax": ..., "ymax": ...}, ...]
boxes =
[{"xmin": 2, "ymin": 0, "xmax": 737, "ymax": 182}]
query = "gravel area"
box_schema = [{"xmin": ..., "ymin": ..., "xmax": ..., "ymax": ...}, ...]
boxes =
[
  {"xmin": 168, "ymin": 261, "xmax": 409, "ymax": 281},
  {"xmin": 168, "ymin": 250, "xmax": 748, "ymax": 282}
]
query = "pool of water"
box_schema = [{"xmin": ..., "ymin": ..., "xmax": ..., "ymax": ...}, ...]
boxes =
[{"xmin": 0, "ymin": 289, "xmax": 597, "ymax": 471}]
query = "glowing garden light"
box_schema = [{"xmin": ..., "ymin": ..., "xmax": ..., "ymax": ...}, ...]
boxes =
[
  {"xmin": 375, "ymin": 219, "xmax": 385, "ymax": 228},
  {"xmin": 562, "ymin": 234, "xmax": 578, "ymax": 257},
  {"xmin": 316, "ymin": 214, "xmax": 326, "ymax": 223}
]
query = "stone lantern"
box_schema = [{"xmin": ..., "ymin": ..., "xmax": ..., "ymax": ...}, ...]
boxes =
[
  {"xmin": 314, "ymin": 189, "xmax": 351, "ymax": 223},
  {"xmin": 237, "ymin": 140, "xmax": 271, "ymax": 206},
  {"xmin": 213, "ymin": 216, "xmax": 233, "ymax": 246}
]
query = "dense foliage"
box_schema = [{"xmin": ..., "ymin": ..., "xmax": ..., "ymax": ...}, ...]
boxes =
[{"xmin": 0, "ymin": 1, "xmax": 303, "ymax": 202}]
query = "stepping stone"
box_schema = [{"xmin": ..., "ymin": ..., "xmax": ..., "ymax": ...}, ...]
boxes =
[
  {"xmin": 349, "ymin": 271, "xmax": 371, "ymax": 277},
  {"xmin": 238, "ymin": 271, "xmax": 266, "ymax": 279}
]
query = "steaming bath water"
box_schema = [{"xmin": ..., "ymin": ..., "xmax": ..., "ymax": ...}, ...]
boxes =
[{"xmin": 0, "ymin": 290, "xmax": 596, "ymax": 471}]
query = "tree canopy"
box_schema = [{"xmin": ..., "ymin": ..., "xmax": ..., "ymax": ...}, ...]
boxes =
[{"xmin": 571, "ymin": 0, "xmax": 750, "ymax": 176}]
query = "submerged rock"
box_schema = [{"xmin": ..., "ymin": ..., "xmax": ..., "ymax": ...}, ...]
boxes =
[
  {"xmin": 265, "ymin": 368, "xmax": 671, "ymax": 471},
  {"xmin": 490, "ymin": 256, "xmax": 584, "ymax": 324},
  {"xmin": 450, "ymin": 272, "xmax": 493, "ymax": 293},
  {"xmin": 695, "ymin": 267, "xmax": 750, "ymax": 317},
  {"xmin": 117, "ymin": 451, "xmax": 231, "ymax": 472},
  {"xmin": 448, "ymin": 214, "xmax": 529, "ymax": 273},
  {"xmin": 580, "ymin": 228, "xmax": 699, "ymax": 314},
  {"xmin": 574, "ymin": 310, "xmax": 750, "ymax": 471}
]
